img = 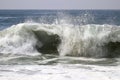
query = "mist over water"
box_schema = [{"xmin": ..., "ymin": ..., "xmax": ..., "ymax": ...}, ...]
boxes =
[{"xmin": 0, "ymin": 10, "xmax": 120, "ymax": 80}]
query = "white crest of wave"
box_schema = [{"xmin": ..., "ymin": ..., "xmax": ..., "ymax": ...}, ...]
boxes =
[
  {"xmin": 0, "ymin": 23, "xmax": 38, "ymax": 55},
  {"xmin": 0, "ymin": 23, "xmax": 120, "ymax": 57},
  {"xmin": 59, "ymin": 24, "xmax": 120, "ymax": 57}
]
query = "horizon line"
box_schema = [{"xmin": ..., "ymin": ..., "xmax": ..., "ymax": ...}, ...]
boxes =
[{"xmin": 0, "ymin": 8, "xmax": 120, "ymax": 10}]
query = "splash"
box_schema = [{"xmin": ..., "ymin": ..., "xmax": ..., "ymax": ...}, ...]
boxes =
[{"xmin": 0, "ymin": 22, "xmax": 120, "ymax": 57}]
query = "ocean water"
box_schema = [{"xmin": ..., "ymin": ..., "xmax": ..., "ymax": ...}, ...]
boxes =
[{"xmin": 0, "ymin": 10, "xmax": 120, "ymax": 80}]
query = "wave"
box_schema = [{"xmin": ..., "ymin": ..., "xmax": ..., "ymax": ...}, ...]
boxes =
[
  {"xmin": 0, "ymin": 17, "xmax": 17, "ymax": 20},
  {"xmin": 0, "ymin": 23, "xmax": 120, "ymax": 58}
]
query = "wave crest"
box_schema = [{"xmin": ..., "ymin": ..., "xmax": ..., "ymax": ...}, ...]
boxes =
[{"xmin": 0, "ymin": 23, "xmax": 120, "ymax": 58}]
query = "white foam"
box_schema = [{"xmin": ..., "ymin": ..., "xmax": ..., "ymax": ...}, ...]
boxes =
[
  {"xmin": 0, "ymin": 23, "xmax": 120, "ymax": 57},
  {"xmin": 0, "ymin": 64, "xmax": 119, "ymax": 80}
]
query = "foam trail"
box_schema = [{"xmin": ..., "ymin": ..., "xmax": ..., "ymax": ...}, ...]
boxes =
[{"xmin": 0, "ymin": 23, "xmax": 120, "ymax": 57}]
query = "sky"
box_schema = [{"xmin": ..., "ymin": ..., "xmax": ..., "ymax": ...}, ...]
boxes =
[{"xmin": 0, "ymin": 0, "xmax": 120, "ymax": 9}]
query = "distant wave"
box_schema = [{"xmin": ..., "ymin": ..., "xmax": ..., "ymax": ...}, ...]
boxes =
[
  {"xmin": 0, "ymin": 23, "xmax": 120, "ymax": 58},
  {"xmin": 0, "ymin": 17, "xmax": 17, "ymax": 20}
]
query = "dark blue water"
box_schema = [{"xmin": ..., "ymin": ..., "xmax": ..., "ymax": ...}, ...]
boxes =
[{"xmin": 0, "ymin": 10, "xmax": 120, "ymax": 30}]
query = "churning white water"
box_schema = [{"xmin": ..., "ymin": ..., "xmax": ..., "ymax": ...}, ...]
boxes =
[
  {"xmin": 0, "ymin": 23, "xmax": 120, "ymax": 80},
  {"xmin": 0, "ymin": 62, "xmax": 120, "ymax": 80},
  {"xmin": 0, "ymin": 10, "xmax": 120, "ymax": 80},
  {"xmin": 0, "ymin": 23, "xmax": 120, "ymax": 57}
]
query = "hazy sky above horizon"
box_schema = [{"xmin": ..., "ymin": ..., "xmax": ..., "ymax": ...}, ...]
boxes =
[{"xmin": 0, "ymin": 0, "xmax": 120, "ymax": 9}]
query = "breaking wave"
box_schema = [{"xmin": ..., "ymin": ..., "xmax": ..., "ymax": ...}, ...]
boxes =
[{"xmin": 0, "ymin": 22, "xmax": 120, "ymax": 58}]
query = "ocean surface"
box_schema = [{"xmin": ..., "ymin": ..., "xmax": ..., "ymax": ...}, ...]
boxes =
[{"xmin": 0, "ymin": 10, "xmax": 120, "ymax": 80}]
